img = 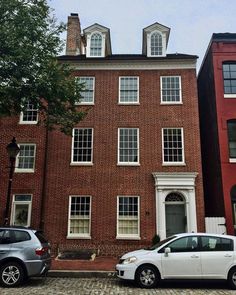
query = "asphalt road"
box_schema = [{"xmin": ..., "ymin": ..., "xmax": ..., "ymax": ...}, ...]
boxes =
[{"xmin": 0, "ymin": 277, "xmax": 235, "ymax": 295}]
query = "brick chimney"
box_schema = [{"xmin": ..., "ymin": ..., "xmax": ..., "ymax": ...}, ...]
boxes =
[{"xmin": 66, "ymin": 13, "xmax": 82, "ymax": 55}]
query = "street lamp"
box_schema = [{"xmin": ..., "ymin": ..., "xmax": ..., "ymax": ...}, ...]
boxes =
[{"xmin": 4, "ymin": 137, "xmax": 20, "ymax": 226}]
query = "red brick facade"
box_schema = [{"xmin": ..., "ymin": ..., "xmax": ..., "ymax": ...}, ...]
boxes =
[
  {"xmin": 0, "ymin": 14, "xmax": 205, "ymax": 257},
  {"xmin": 198, "ymin": 34, "xmax": 236, "ymax": 235}
]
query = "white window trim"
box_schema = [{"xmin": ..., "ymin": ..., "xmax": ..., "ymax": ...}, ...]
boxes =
[
  {"xmin": 116, "ymin": 196, "xmax": 140, "ymax": 240},
  {"xmin": 160, "ymin": 76, "xmax": 182, "ymax": 104},
  {"xmin": 224, "ymin": 94, "xmax": 236, "ymax": 98},
  {"xmin": 15, "ymin": 143, "xmax": 36, "ymax": 173},
  {"xmin": 229, "ymin": 158, "xmax": 236, "ymax": 163},
  {"xmin": 86, "ymin": 31, "xmax": 105, "ymax": 58},
  {"xmin": 118, "ymin": 76, "xmax": 140, "ymax": 104},
  {"xmin": 117, "ymin": 128, "xmax": 140, "ymax": 166},
  {"xmin": 67, "ymin": 195, "xmax": 92, "ymax": 239},
  {"xmin": 19, "ymin": 112, "xmax": 38, "ymax": 124},
  {"xmin": 10, "ymin": 194, "xmax": 32, "ymax": 227},
  {"xmin": 162, "ymin": 128, "xmax": 185, "ymax": 165},
  {"xmin": 75, "ymin": 77, "xmax": 95, "ymax": 105},
  {"xmin": 147, "ymin": 30, "xmax": 166, "ymax": 57},
  {"xmin": 71, "ymin": 128, "xmax": 94, "ymax": 166}
]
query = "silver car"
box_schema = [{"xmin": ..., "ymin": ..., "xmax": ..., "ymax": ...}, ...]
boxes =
[{"xmin": 0, "ymin": 226, "xmax": 51, "ymax": 287}]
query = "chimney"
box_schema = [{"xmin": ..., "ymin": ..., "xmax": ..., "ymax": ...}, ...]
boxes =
[{"xmin": 66, "ymin": 13, "xmax": 81, "ymax": 55}]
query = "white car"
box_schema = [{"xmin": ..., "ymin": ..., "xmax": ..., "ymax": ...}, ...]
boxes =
[{"xmin": 116, "ymin": 233, "xmax": 236, "ymax": 289}]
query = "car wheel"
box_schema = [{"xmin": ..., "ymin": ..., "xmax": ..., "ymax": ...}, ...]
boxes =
[
  {"xmin": 0, "ymin": 262, "xmax": 24, "ymax": 287},
  {"xmin": 228, "ymin": 267, "xmax": 236, "ymax": 290},
  {"xmin": 135, "ymin": 264, "xmax": 159, "ymax": 288}
]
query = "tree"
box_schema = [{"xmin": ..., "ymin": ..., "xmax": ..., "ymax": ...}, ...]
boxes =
[{"xmin": 0, "ymin": 0, "xmax": 86, "ymax": 134}]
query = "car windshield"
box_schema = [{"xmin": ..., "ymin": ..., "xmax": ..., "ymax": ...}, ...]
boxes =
[{"xmin": 146, "ymin": 236, "xmax": 176, "ymax": 250}]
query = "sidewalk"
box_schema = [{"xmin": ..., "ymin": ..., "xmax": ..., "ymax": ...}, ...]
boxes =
[{"xmin": 49, "ymin": 256, "xmax": 118, "ymax": 277}]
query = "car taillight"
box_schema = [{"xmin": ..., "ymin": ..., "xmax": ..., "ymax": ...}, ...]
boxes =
[{"xmin": 35, "ymin": 247, "xmax": 49, "ymax": 256}]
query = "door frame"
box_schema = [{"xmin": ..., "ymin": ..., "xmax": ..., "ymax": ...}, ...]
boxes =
[{"xmin": 152, "ymin": 172, "xmax": 198, "ymax": 240}]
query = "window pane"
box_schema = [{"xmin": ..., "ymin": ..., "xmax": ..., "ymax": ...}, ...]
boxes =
[
  {"xmin": 69, "ymin": 196, "xmax": 91, "ymax": 235},
  {"xmin": 223, "ymin": 63, "xmax": 236, "ymax": 94},
  {"xmin": 161, "ymin": 76, "xmax": 181, "ymax": 102},
  {"xmin": 119, "ymin": 128, "xmax": 139, "ymax": 163},
  {"xmin": 17, "ymin": 144, "xmax": 35, "ymax": 170},
  {"xmin": 13, "ymin": 204, "xmax": 29, "ymax": 226},
  {"xmin": 90, "ymin": 33, "xmax": 102, "ymax": 56},
  {"xmin": 120, "ymin": 77, "xmax": 138, "ymax": 103},
  {"xmin": 163, "ymin": 128, "xmax": 184, "ymax": 163},
  {"xmin": 151, "ymin": 32, "xmax": 162, "ymax": 56},
  {"xmin": 73, "ymin": 129, "xmax": 93, "ymax": 163},
  {"xmin": 227, "ymin": 121, "xmax": 236, "ymax": 158},
  {"xmin": 77, "ymin": 77, "xmax": 94, "ymax": 103},
  {"xmin": 118, "ymin": 197, "xmax": 139, "ymax": 236},
  {"xmin": 22, "ymin": 101, "xmax": 38, "ymax": 122}
]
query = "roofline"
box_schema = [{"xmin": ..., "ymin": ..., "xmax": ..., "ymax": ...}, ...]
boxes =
[{"xmin": 198, "ymin": 33, "xmax": 236, "ymax": 76}]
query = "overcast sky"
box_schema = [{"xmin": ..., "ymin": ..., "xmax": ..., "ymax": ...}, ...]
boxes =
[{"xmin": 49, "ymin": 0, "xmax": 236, "ymax": 69}]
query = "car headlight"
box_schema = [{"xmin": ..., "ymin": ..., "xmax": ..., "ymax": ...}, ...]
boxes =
[{"xmin": 122, "ymin": 256, "xmax": 137, "ymax": 264}]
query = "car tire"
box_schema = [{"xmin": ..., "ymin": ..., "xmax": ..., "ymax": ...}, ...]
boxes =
[
  {"xmin": 0, "ymin": 261, "xmax": 25, "ymax": 287},
  {"xmin": 135, "ymin": 264, "xmax": 160, "ymax": 289},
  {"xmin": 228, "ymin": 267, "xmax": 236, "ymax": 290}
]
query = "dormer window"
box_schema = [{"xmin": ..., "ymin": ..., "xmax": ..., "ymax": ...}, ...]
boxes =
[
  {"xmin": 150, "ymin": 32, "xmax": 163, "ymax": 56},
  {"xmin": 90, "ymin": 33, "xmax": 102, "ymax": 56},
  {"xmin": 142, "ymin": 22, "xmax": 170, "ymax": 58},
  {"xmin": 83, "ymin": 23, "xmax": 112, "ymax": 58}
]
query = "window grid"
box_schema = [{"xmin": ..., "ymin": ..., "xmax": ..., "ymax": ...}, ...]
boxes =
[
  {"xmin": 77, "ymin": 77, "xmax": 94, "ymax": 103},
  {"xmin": 151, "ymin": 32, "xmax": 162, "ymax": 56},
  {"xmin": 21, "ymin": 101, "xmax": 38, "ymax": 123},
  {"xmin": 69, "ymin": 196, "xmax": 91, "ymax": 236},
  {"xmin": 119, "ymin": 77, "xmax": 139, "ymax": 103},
  {"xmin": 162, "ymin": 128, "xmax": 184, "ymax": 163},
  {"xmin": 223, "ymin": 63, "xmax": 236, "ymax": 94},
  {"xmin": 161, "ymin": 76, "xmax": 181, "ymax": 103},
  {"xmin": 72, "ymin": 128, "xmax": 93, "ymax": 164},
  {"xmin": 16, "ymin": 144, "xmax": 36, "ymax": 171},
  {"xmin": 118, "ymin": 196, "xmax": 139, "ymax": 236},
  {"xmin": 90, "ymin": 33, "xmax": 102, "ymax": 56},
  {"xmin": 227, "ymin": 120, "xmax": 236, "ymax": 159},
  {"xmin": 119, "ymin": 128, "xmax": 139, "ymax": 164}
]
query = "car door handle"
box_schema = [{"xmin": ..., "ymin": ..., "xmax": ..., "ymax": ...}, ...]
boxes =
[
  {"xmin": 191, "ymin": 255, "xmax": 199, "ymax": 258},
  {"xmin": 224, "ymin": 254, "xmax": 232, "ymax": 257}
]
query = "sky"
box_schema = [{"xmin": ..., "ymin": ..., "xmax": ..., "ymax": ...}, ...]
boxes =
[{"xmin": 49, "ymin": 0, "xmax": 236, "ymax": 70}]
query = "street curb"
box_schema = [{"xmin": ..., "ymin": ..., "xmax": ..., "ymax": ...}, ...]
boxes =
[{"xmin": 48, "ymin": 270, "xmax": 116, "ymax": 278}]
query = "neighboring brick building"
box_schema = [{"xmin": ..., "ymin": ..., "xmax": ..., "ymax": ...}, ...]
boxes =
[
  {"xmin": 0, "ymin": 13, "xmax": 205, "ymax": 256},
  {"xmin": 198, "ymin": 34, "xmax": 236, "ymax": 235}
]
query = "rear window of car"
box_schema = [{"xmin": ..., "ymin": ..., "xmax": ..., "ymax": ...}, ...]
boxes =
[
  {"xmin": 200, "ymin": 236, "xmax": 233, "ymax": 251},
  {"xmin": 35, "ymin": 231, "xmax": 48, "ymax": 243}
]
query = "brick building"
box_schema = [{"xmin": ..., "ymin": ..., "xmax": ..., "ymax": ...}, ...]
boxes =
[
  {"xmin": 198, "ymin": 33, "xmax": 236, "ymax": 235},
  {"xmin": 0, "ymin": 13, "xmax": 205, "ymax": 256}
]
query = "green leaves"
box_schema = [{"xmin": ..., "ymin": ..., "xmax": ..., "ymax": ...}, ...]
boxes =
[{"xmin": 0, "ymin": 0, "xmax": 85, "ymax": 134}]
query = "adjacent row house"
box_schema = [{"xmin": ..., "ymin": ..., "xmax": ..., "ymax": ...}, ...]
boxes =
[{"xmin": 0, "ymin": 13, "xmax": 205, "ymax": 256}]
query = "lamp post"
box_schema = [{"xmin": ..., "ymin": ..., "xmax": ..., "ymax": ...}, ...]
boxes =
[{"xmin": 4, "ymin": 137, "xmax": 20, "ymax": 226}]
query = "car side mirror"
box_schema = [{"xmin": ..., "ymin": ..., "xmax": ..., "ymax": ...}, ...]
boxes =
[{"xmin": 164, "ymin": 247, "xmax": 171, "ymax": 256}]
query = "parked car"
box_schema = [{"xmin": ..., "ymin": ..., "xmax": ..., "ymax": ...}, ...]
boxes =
[
  {"xmin": 0, "ymin": 226, "xmax": 51, "ymax": 287},
  {"xmin": 116, "ymin": 233, "xmax": 236, "ymax": 289}
]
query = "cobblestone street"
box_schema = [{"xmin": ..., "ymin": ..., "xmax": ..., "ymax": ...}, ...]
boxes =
[{"xmin": 0, "ymin": 277, "xmax": 235, "ymax": 295}]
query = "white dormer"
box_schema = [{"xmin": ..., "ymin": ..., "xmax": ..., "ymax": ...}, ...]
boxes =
[
  {"xmin": 142, "ymin": 22, "xmax": 170, "ymax": 57},
  {"xmin": 83, "ymin": 23, "xmax": 112, "ymax": 58}
]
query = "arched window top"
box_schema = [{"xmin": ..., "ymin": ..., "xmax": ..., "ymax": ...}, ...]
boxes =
[
  {"xmin": 231, "ymin": 185, "xmax": 236, "ymax": 201},
  {"xmin": 165, "ymin": 192, "xmax": 184, "ymax": 202},
  {"xmin": 90, "ymin": 32, "xmax": 102, "ymax": 56},
  {"xmin": 150, "ymin": 31, "xmax": 163, "ymax": 56}
]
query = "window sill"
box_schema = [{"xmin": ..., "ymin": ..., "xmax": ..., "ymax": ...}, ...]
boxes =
[
  {"xmin": 116, "ymin": 236, "xmax": 141, "ymax": 240},
  {"xmin": 75, "ymin": 102, "xmax": 94, "ymax": 105},
  {"xmin": 67, "ymin": 235, "xmax": 91, "ymax": 240},
  {"xmin": 118, "ymin": 102, "xmax": 140, "ymax": 105},
  {"xmin": 15, "ymin": 169, "xmax": 35, "ymax": 173},
  {"xmin": 70, "ymin": 163, "xmax": 93, "ymax": 166},
  {"xmin": 117, "ymin": 163, "xmax": 140, "ymax": 166},
  {"xmin": 19, "ymin": 121, "xmax": 38, "ymax": 125},
  {"xmin": 224, "ymin": 94, "xmax": 236, "ymax": 98},
  {"xmin": 160, "ymin": 102, "xmax": 183, "ymax": 105},
  {"xmin": 229, "ymin": 158, "xmax": 236, "ymax": 163},
  {"xmin": 162, "ymin": 162, "xmax": 186, "ymax": 166}
]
